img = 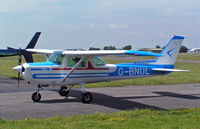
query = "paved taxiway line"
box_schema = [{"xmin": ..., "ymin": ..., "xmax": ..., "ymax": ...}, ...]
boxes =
[{"xmin": 0, "ymin": 83, "xmax": 200, "ymax": 120}]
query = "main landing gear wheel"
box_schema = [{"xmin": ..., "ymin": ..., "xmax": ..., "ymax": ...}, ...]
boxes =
[
  {"xmin": 32, "ymin": 92, "xmax": 41, "ymax": 102},
  {"xmin": 81, "ymin": 92, "xmax": 93, "ymax": 103},
  {"xmin": 59, "ymin": 86, "xmax": 69, "ymax": 96}
]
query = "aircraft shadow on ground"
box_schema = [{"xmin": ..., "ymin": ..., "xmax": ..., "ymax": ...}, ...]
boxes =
[
  {"xmin": 40, "ymin": 89, "xmax": 165, "ymax": 110},
  {"xmin": 153, "ymin": 91, "xmax": 200, "ymax": 100},
  {"xmin": 40, "ymin": 89, "xmax": 200, "ymax": 111}
]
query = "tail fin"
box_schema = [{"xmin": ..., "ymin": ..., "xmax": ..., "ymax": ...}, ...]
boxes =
[
  {"xmin": 25, "ymin": 32, "xmax": 41, "ymax": 49},
  {"xmin": 152, "ymin": 35, "xmax": 184, "ymax": 65}
]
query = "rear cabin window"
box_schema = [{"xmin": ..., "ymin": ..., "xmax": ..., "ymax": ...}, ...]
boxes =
[
  {"xmin": 67, "ymin": 57, "xmax": 87, "ymax": 68},
  {"xmin": 92, "ymin": 57, "xmax": 105, "ymax": 66}
]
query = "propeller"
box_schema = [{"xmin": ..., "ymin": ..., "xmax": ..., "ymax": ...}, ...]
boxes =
[
  {"xmin": 17, "ymin": 47, "xmax": 22, "ymax": 87},
  {"xmin": 13, "ymin": 46, "xmax": 26, "ymax": 87},
  {"xmin": 18, "ymin": 47, "xmax": 22, "ymax": 65}
]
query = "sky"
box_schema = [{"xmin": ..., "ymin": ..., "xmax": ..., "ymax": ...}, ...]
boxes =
[{"xmin": 0, "ymin": 0, "xmax": 199, "ymax": 49}]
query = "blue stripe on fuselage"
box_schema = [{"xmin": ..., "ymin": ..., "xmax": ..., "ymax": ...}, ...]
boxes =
[{"xmin": 32, "ymin": 73, "xmax": 109, "ymax": 79}]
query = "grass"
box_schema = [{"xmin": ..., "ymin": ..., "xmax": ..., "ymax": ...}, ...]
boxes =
[
  {"xmin": 0, "ymin": 54, "xmax": 46, "ymax": 78},
  {"xmin": 0, "ymin": 108, "xmax": 200, "ymax": 129},
  {"xmin": 177, "ymin": 53, "xmax": 200, "ymax": 61}
]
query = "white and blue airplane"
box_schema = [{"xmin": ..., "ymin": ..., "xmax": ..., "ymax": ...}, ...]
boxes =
[{"xmin": 13, "ymin": 35, "xmax": 187, "ymax": 103}]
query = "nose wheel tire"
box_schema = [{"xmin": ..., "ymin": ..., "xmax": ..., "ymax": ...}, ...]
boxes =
[
  {"xmin": 59, "ymin": 86, "xmax": 69, "ymax": 96},
  {"xmin": 32, "ymin": 92, "xmax": 41, "ymax": 102},
  {"xmin": 81, "ymin": 92, "xmax": 92, "ymax": 103}
]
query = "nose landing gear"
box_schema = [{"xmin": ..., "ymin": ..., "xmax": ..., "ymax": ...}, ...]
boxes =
[
  {"xmin": 32, "ymin": 92, "xmax": 41, "ymax": 102},
  {"xmin": 32, "ymin": 85, "xmax": 42, "ymax": 102}
]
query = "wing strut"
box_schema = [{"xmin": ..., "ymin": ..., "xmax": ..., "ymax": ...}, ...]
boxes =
[{"xmin": 62, "ymin": 57, "xmax": 85, "ymax": 82}]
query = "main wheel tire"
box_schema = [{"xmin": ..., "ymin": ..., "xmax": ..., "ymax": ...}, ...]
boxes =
[
  {"xmin": 81, "ymin": 92, "xmax": 92, "ymax": 103},
  {"xmin": 59, "ymin": 86, "xmax": 69, "ymax": 96},
  {"xmin": 32, "ymin": 92, "xmax": 41, "ymax": 102}
]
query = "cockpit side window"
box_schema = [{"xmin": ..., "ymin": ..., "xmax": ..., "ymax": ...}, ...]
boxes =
[
  {"xmin": 67, "ymin": 56, "xmax": 87, "ymax": 67},
  {"xmin": 92, "ymin": 57, "xmax": 105, "ymax": 66},
  {"xmin": 48, "ymin": 51, "xmax": 64, "ymax": 65},
  {"xmin": 67, "ymin": 57, "xmax": 75, "ymax": 67}
]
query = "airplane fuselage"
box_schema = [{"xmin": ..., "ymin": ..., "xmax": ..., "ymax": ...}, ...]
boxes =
[{"xmin": 21, "ymin": 61, "xmax": 173, "ymax": 86}]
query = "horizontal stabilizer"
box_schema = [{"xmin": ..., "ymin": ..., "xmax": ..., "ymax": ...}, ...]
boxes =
[{"xmin": 152, "ymin": 68, "xmax": 189, "ymax": 72}]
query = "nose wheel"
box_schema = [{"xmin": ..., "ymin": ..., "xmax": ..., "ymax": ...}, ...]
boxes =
[
  {"xmin": 31, "ymin": 85, "xmax": 42, "ymax": 102},
  {"xmin": 32, "ymin": 92, "xmax": 41, "ymax": 102}
]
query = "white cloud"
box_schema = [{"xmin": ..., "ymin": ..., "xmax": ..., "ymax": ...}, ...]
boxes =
[
  {"xmin": 0, "ymin": 0, "xmax": 61, "ymax": 13},
  {"xmin": 126, "ymin": 31, "xmax": 136, "ymax": 35},
  {"xmin": 162, "ymin": 8, "xmax": 177, "ymax": 16},
  {"xmin": 0, "ymin": 0, "xmax": 199, "ymax": 49},
  {"xmin": 109, "ymin": 24, "xmax": 118, "ymax": 29},
  {"xmin": 89, "ymin": 24, "xmax": 95, "ymax": 28},
  {"xmin": 108, "ymin": 24, "xmax": 128, "ymax": 29}
]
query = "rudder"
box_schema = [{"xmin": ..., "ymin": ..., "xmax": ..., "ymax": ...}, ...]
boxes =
[{"xmin": 152, "ymin": 35, "xmax": 184, "ymax": 65}]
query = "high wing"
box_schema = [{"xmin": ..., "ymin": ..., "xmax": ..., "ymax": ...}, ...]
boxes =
[
  {"xmin": 26, "ymin": 49, "xmax": 54, "ymax": 54},
  {"xmin": 26, "ymin": 49, "xmax": 163, "ymax": 57}
]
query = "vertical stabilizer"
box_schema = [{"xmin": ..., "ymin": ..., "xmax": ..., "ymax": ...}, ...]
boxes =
[{"xmin": 152, "ymin": 36, "xmax": 184, "ymax": 65}]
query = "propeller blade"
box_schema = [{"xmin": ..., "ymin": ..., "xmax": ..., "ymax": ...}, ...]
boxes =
[
  {"xmin": 18, "ymin": 47, "xmax": 22, "ymax": 65},
  {"xmin": 17, "ymin": 47, "xmax": 22, "ymax": 88}
]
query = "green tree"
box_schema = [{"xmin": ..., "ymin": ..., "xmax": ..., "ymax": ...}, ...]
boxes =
[
  {"xmin": 179, "ymin": 45, "xmax": 189, "ymax": 53},
  {"xmin": 122, "ymin": 45, "xmax": 132, "ymax": 50},
  {"xmin": 89, "ymin": 47, "xmax": 100, "ymax": 50},
  {"xmin": 156, "ymin": 45, "xmax": 161, "ymax": 48},
  {"xmin": 103, "ymin": 45, "xmax": 116, "ymax": 50}
]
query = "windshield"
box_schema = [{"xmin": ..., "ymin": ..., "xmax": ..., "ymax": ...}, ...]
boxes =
[{"xmin": 48, "ymin": 51, "xmax": 64, "ymax": 64}]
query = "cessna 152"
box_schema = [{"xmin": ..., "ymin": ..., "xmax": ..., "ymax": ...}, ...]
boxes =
[{"xmin": 13, "ymin": 35, "xmax": 187, "ymax": 103}]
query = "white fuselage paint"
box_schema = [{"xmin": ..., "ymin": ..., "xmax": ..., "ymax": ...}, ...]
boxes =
[{"xmin": 21, "ymin": 63, "xmax": 162, "ymax": 86}]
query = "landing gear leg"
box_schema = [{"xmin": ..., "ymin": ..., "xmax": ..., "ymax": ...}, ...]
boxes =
[
  {"xmin": 81, "ymin": 83, "xmax": 92, "ymax": 103},
  {"xmin": 32, "ymin": 85, "xmax": 42, "ymax": 102}
]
